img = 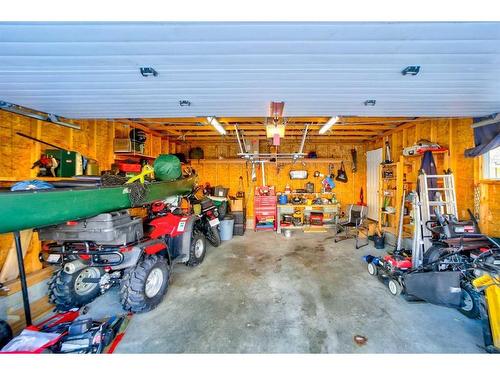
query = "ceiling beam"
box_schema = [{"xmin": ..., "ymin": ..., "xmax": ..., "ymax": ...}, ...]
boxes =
[{"xmin": 142, "ymin": 124, "xmax": 396, "ymax": 131}]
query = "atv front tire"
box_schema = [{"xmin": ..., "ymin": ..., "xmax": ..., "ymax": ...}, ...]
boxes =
[
  {"xmin": 120, "ymin": 255, "xmax": 170, "ymax": 313},
  {"xmin": 48, "ymin": 267, "xmax": 103, "ymax": 311},
  {"xmin": 186, "ymin": 232, "xmax": 207, "ymax": 267},
  {"xmin": 0, "ymin": 320, "xmax": 13, "ymax": 350}
]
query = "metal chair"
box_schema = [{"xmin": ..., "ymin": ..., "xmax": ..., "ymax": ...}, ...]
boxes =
[{"xmin": 334, "ymin": 204, "xmax": 369, "ymax": 249}]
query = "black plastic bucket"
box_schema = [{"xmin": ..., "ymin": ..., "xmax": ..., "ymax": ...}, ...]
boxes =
[{"xmin": 373, "ymin": 234, "xmax": 385, "ymax": 249}]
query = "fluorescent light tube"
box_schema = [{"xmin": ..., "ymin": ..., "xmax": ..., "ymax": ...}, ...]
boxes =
[
  {"xmin": 318, "ymin": 116, "xmax": 339, "ymax": 134},
  {"xmin": 207, "ymin": 116, "xmax": 226, "ymax": 135}
]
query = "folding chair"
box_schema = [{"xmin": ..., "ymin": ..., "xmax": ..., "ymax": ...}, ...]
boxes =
[{"xmin": 334, "ymin": 204, "xmax": 369, "ymax": 249}]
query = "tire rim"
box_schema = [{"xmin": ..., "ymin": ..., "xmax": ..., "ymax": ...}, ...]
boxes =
[
  {"xmin": 194, "ymin": 239, "xmax": 204, "ymax": 258},
  {"xmin": 461, "ymin": 290, "xmax": 474, "ymax": 311},
  {"xmin": 368, "ymin": 263, "xmax": 375, "ymax": 275},
  {"xmin": 145, "ymin": 268, "xmax": 164, "ymax": 298},
  {"xmin": 74, "ymin": 267, "xmax": 100, "ymax": 296},
  {"xmin": 389, "ymin": 280, "xmax": 398, "ymax": 295}
]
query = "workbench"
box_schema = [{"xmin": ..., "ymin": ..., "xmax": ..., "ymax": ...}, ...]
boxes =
[{"xmin": 276, "ymin": 202, "xmax": 340, "ymax": 234}]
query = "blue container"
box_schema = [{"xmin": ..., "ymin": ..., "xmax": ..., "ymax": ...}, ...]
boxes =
[
  {"xmin": 278, "ymin": 194, "xmax": 288, "ymax": 205},
  {"xmin": 219, "ymin": 216, "xmax": 235, "ymax": 241}
]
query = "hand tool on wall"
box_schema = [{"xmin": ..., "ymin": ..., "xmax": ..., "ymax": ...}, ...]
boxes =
[
  {"xmin": 351, "ymin": 148, "xmax": 358, "ymax": 173},
  {"xmin": 384, "ymin": 141, "xmax": 393, "ymax": 164}
]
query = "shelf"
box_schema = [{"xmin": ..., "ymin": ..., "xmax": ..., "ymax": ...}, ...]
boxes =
[
  {"xmin": 404, "ymin": 149, "xmax": 449, "ymax": 157},
  {"xmin": 280, "ymin": 224, "xmax": 336, "ymax": 231},
  {"xmin": 114, "ymin": 153, "xmax": 156, "ymax": 160},
  {"xmin": 381, "ymin": 211, "xmax": 396, "ymax": 215},
  {"xmin": 190, "ymin": 159, "xmax": 246, "ymax": 164},
  {"xmin": 190, "ymin": 158, "xmax": 348, "ymax": 165},
  {"xmin": 381, "ymin": 226, "xmax": 412, "ymax": 238},
  {"xmin": 278, "ymin": 204, "xmax": 339, "ymax": 209}
]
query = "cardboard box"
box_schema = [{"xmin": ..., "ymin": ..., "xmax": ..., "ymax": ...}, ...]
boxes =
[{"xmin": 230, "ymin": 198, "xmax": 245, "ymax": 211}]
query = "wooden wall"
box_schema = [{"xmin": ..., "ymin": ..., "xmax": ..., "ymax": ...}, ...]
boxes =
[
  {"xmin": 188, "ymin": 140, "xmax": 367, "ymax": 219},
  {"xmin": 1, "ymin": 109, "xmax": 497, "ymax": 275},
  {"xmin": 367, "ymin": 118, "xmax": 499, "ymax": 237},
  {"xmin": 479, "ymin": 182, "xmax": 500, "ymax": 237},
  {"xmin": 0, "ymin": 111, "xmax": 185, "ymax": 277}
]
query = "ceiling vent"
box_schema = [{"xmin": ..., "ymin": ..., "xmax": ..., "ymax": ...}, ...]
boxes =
[
  {"xmin": 140, "ymin": 67, "xmax": 158, "ymax": 77},
  {"xmin": 401, "ymin": 66, "xmax": 421, "ymax": 76}
]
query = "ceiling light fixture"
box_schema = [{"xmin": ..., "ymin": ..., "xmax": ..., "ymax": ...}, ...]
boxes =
[
  {"xmin": 401, "ymin": 66, "xmax": 421, "ymax": 76},
  {"xmin": 207, "ymin": 116, "xmax": 226, "ymax": 135},
  {"xmin": 318, "ymin": 116, "xmax": 340, "ymax": 134},
  {"xmin": 140, "ymin": 67, "xmax": 158, "ymax": 77},
  {"xmin": 179, "ymin": 100, "xmax": 191, "ymax": 107},
  {"xmin": 364, "ymin": 100, "xmax": 377, "ymax": 106}
]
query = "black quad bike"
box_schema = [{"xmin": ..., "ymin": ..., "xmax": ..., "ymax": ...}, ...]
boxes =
[
  {"xmin": 186, "ymin": 186, "xmax": 222, "ymax": 247},
  {"xmin": 39, "ymin": 202, "xmax": 207, "ymax": 313}
]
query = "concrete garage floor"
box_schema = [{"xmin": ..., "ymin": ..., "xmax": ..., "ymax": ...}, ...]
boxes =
[{"xmin": 87, "ymin": 230, "xmax": 484, "ymax": 353}]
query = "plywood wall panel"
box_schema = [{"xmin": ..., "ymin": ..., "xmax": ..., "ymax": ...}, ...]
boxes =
[
  {"xmin": 366, "ymin": 118, "xmax": 500, "ymax": 235},
  {"xmin": 190, "ymin": 142, "xmax": 366, "ymax": 218},
  {"xmin": 0, "ymin": 111, "xmax": 116, "ymax": 272}
]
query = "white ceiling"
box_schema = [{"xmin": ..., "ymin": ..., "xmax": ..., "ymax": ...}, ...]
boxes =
[{"xmin": 0, "ymin": 22, "xmax": 499, "ymax": 119}]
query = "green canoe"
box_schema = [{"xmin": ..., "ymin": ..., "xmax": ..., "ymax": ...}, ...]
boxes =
[{"xmin": 0, "ymin": 175, "xmax": 197, "ymax": 234}]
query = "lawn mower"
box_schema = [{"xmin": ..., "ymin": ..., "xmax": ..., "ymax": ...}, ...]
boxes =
[
  {"xmin": 365, "ymin": 206, "xmax": 500, "ymax": 318},
  {"xmin": 39, "ymin": 198, "xmax": 207, "ymax": 313}
]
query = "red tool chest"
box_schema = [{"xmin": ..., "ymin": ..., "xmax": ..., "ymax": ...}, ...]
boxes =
[{"xmin": 254, "ymin": 186, "xmax": 277, "ymax": 231}]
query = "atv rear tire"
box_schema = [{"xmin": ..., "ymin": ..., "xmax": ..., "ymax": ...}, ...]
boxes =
[
  {"xmin": 0, "ymin": 320, "xmax": 13, "ymax": 350},
  {"xmin": 205, "ymin": 222, "xmax": 221, "ymax": 248},
  {"xmin": 48, "ymin": 267, "xmax": 103, "ymax": 311},
  {"xmin": 458, "ymin": 283, "xmax": 480, "ymax": 319},
  {"xmin": 120, "ymin": 255, "xmax": 170, "ymax": 313},
  {"xmin": 186, "ymin": 232, "xmax": 207, "ymax": 267}
]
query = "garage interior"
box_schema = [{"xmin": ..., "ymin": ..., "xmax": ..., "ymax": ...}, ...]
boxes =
[{"xmin": 0, "ymin": 22, "xmax": 499, "ymax": 354}]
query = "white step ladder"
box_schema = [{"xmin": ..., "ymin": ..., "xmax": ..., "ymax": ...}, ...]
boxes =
[{"xmin": 418, "ymin": 172, "xmax": 458, "ymax": 252}]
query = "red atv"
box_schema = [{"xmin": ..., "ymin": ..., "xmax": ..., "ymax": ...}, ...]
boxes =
[{"xmin": 39, "ymin": 202, "xmax": 207, "ymax": 313}]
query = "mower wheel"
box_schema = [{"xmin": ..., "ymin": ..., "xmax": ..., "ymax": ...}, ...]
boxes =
[
  {"xmin": 457, "ymin": 283, "xmax": 480, "ymax": 319},
  {"xmin": 186, "ymin": 232, "xmax": 207, "ymax": 267},
  {"xmin": 388, "ymin": 279, "xmax": 402, "ymax": 296},
  {"xmin": 0, "ymin": 319, "xmax": 13, "ymax": 350},
  {"xmin": 120, "ymin": 255, "xmax": 170, "ymax": 313},
  {"xmin": 367, "ymin": 262, "xmax": 378, "ymax": 276},
  {"xmin": 48, "ymin": 267, "xmax": 103, "ymax": 311}
]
